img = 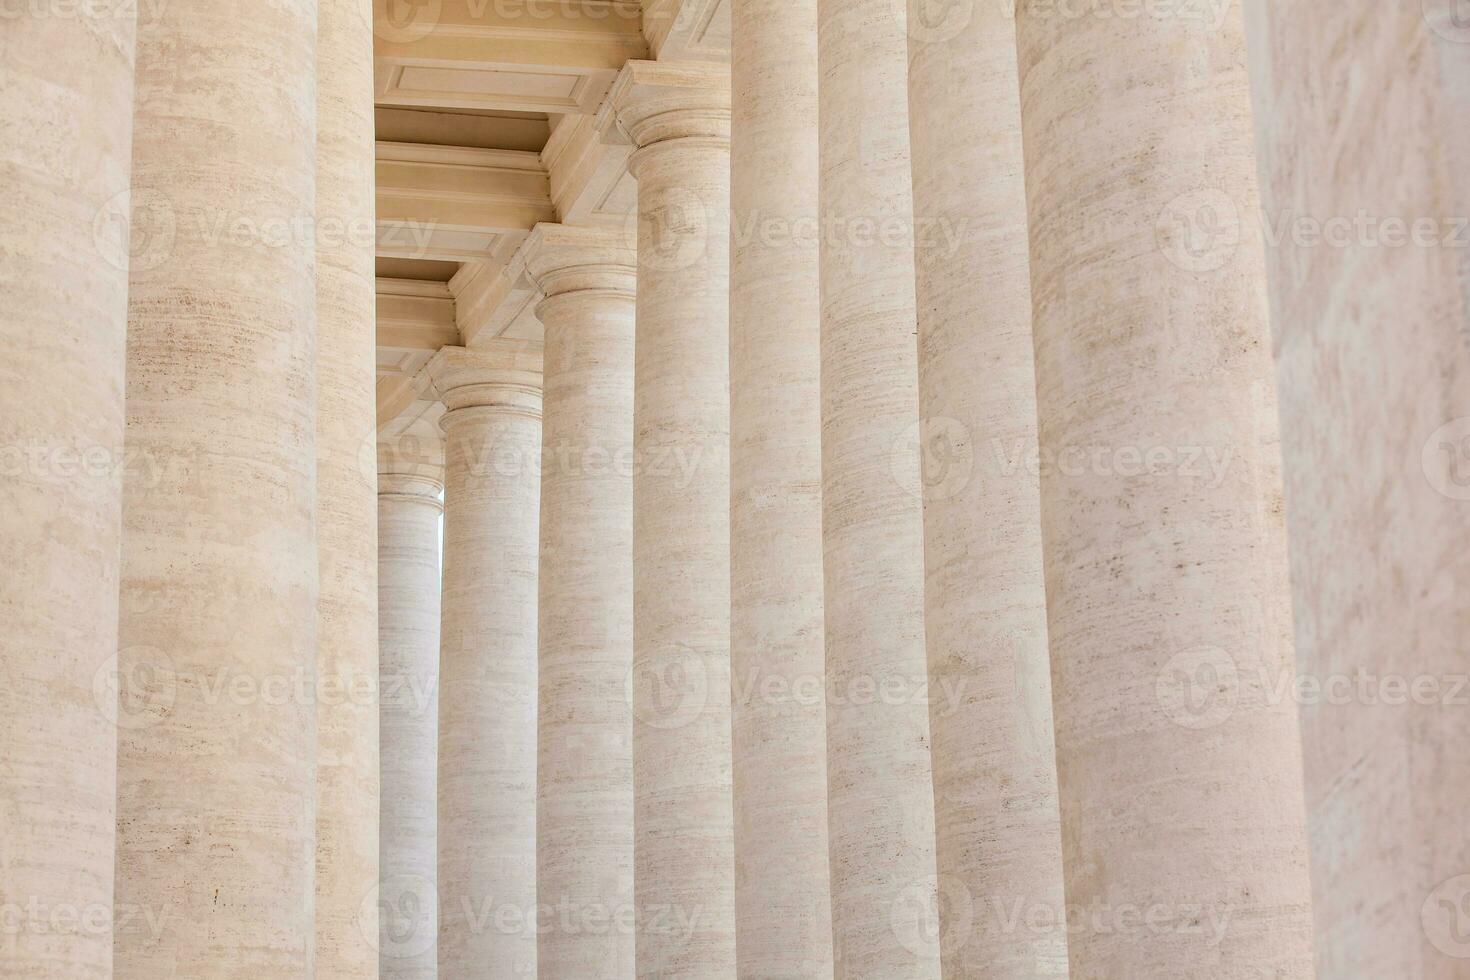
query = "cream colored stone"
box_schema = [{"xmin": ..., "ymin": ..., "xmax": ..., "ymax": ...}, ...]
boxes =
[
  {"xmin": 522, "ymin": 225, "xmax": 638, "ymax": 979},
  {"xmin": 113, "ymin": 2, "xmax": 319, "ymax": 976},
  {"xmin": 815, "ymin": 2, "xmax": 940, "ymax": 976},
  {"xmin": 1245, "ymin": 4, "xmax": 1470, "ymax": 976},
  {"xmin": 608, "ymin": 60, "xmax": 737, "ymax": 977},
  {"xmin": 904, "ymin": 2, "xmax": 1067, "ymax": 975},
  {"xmin": 431, "ymin": 343, "xmax": 543, "ymax": 980},
  {"xmin": 1014, "ymin": 3, "xmax": 1314, "ymax": 976},
  {"xmin": 0, "ymin": 11, "xmax": 134, "ymax": 980},
  {"xmin": 729, "ymin": 2, "xmax": 833, "ymax": 976},
  {"xmin": 316, "ymin": 0, "xmax": 379, "ymax": 975},
  {"xmin": 377, "ymin": 444, "xmax": 445, "ymax": 980}
]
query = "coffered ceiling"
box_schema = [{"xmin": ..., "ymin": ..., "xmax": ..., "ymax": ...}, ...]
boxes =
[{"xmin": 372, "ymin": 0, "xmax": 731, "ymax": 432}]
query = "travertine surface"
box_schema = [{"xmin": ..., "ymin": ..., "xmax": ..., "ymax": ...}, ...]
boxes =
[
  {"xmin": 315, "ymin": 0, "xmax": 379, "ymax": 975},
  {"xmin": 114, "ymin": 2, "xmax": 320, "ymax": 976},
  {"xmin": 905, "ymin": 3, "xmax": 1067, "ymax": 975},
  {"xmin": 1015, "ymin": 3, "xmax": 1314, "ymax": 976},
  {"xmin": 815, "ymin": 2, "xmax": 940, "ymax": 976},
  {"xmin": 377, "ymin": 448, "xmax": 444, "ymax": 980},
  {"xmin": 729, "ymin": 2, "xmax": 834, "ymax": 976},
  {"xmin": 0, "ymin": 11, "xmax": 135, "ymax": 980},
  {"xmin": 1245, "ymin": 4, "xmax": 1470, "ymax": 976},
  {"xmin": 612, "ymin": 61, "xmax": 737, "ymax": 978},
  {"xmin": 526, "ymin": 226, "xmax": 638, "ymax": 979},
  {"xmin": 432, "ymin": 345, "xmax": 543, "ymax": 980}
]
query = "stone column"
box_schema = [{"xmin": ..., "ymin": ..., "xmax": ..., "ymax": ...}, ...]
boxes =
[
  {"xmin": 729, "ymin": 2, "xmax": 833, "ymax": 976},
  {"xmin": 816, "ymin": 2, "xmax": 940, "ymax": 976},
  {"xmin": 0, "ymin": 10, "xmax": 135, "ymax": 980},
  {"xmin": 607, "ymin": 61, "xmax": 736, "ymax": 977},
  {"xmin": 1245, "ymin": 4, "xmax": 1470, "ymax": 976},
  {"xmin": 431, "ymin": 343, "xmax": 543, "ymax": 980},
  {"xmin": 114, "ymin": 2, "xmax": 319, "ymax": 976},
  {"xmin": 1014, "ymin": 3, "xmax": 1314, "ymax": 976},
  {"xmin": 377, "ymin": 440, "xmax": 445, "ymax": 980},
  {"xmin": 315, "ymin": 0, "xmax": 379, "ymax": 975},
  {"xmin": 520, "ymin": 225, "xmax": 638, "ymax": 979},
  {"xmin": 905, "ymin": 3, "xmax": 1066, "ymax": 975}
]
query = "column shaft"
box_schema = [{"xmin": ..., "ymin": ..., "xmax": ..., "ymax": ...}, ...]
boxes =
[
  {"xmin": 0, "ymin": 10, "xmax": 135, "ymax": 979},
  {"xmin": 527, "ymin": 229, "xmax": 638, "ymax": 979},
  {"xmin": 434, "ymin": 347, "xmax": 543, "ymax": 980},
  {"xmin": 1015, "ymin": 3, "xmax": 1314, "ymax": 975},
  {"xmin": 816, "ymin": 2, "xmax": 940, "ymax": 976},
  {"xmin": 729, "ymin": 1, "xmax": 833, "ymax": 975},
  {"xmin": 315, "ymin": 0, "xmax": 379, "ymax": 974},
  {"xmin": 1245, "ymin": 3, "xmax": 1470, "ymax": 976},
  {"xmin": 378, "ymin": 451, "xmax": 444, "ymax": 979},
  {"xmin": 613, "ymin": 62, "xmax": 736, "ymax": 977},
  {"xmin": 114, "ymin": 2, "xmax": 319, "ymax": 976},
  {"xmin": 905, "ymin": 2, "xmax": 1066, "ymax": 974}
]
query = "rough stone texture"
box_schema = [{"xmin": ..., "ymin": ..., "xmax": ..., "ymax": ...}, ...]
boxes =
[
  {"xmin": 1014, "ymin": 3, "xmax": 1315, "ymax": 977},
  {"xmin": 611, "ymin": 61, "xmax": 737, "ymax": 978},
  {"xmin": 432, "ymin": 344, "xmax": 543, "ymax": 980},
  {"xmin": 315, "ymin": 0, "xmax": 379, "ymax": 975},
  {"xmin": 729, "ymin": 2, "xmax": 834, "ymax": 976},
  {"xmin": 113, "ymin": 2, "xmax": 319, "ymax": 976},
  {"xmin": 815, "ymin": 2, "xmax": 940, "ymax": 976},
  {"xmin": 905, "ymin": 3, "xmax": 1067, "ymax": 975},
  {"xmin": 524, "ymin": 226, "xmax": 638, "ymax": 980},
  {"xmin": 1244, "ymin": 4, "xmax": 1470, "ymax": 976},
  {"xmin": 0, "ymin": 10, "xmax": 135, "ymax": 980},
  {"xmin": 377, "ymin": 448, "xmax": 444, "ymax": 980}
]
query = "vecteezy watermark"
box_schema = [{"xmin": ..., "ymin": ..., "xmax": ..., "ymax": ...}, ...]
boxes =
[
  {"xmin": 92, "ymin": 188, "xmax": 437, "ymax": 273},
  {"xmin": 1423, "ymin": 417, "xmax": 1470, "ymax": 501},
  {"xmin": 732, "ymin": 668, "xmax": 969, "ymax": 719},
  {"xmin": 992, "ymin": 438, "xmax": 1235, "ymax": 487},
  {"xmin": 94, "ymin": 653, "xmax": 439, "ymax": 730},
  {"xmin": 453, "ymin": 436, "xmax": 706, "ymax": 491},
  {"xmin": 1262, "ymin": 210, "xmax": 1470, "ymax": 251},
  {"xmin": 627, "ymin": 644, "xmax": 711, "ymax": 731},
  {"xmin": 1, "ymin": 898, "xmax": 169, "ymax": 942},
  {"xmin": 1156, "ymin": 646, "xmax": 1470, "ymax": 730},
  {"xmin": 362, "ymin": 874, "xmax": 436, "ymax": 959},
  {"xmin": 1424, "ymin": 874, "xmax": 1470, "ymax": 958},
  {"xmin": 890, "ymin": 875, "xmax": 1232, "ymax": 959},
  {"xmin": 730, "ymin": 211, "xmax": 970, "ymax": 259},
  {"xmin": 1156, "ymin": 188, "xmax": 1242, "ymax": 273}
]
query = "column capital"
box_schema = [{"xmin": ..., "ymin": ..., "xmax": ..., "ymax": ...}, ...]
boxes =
[
  {"xmin": 424, "ymin": 342, "xmax": 544, "ymax": 427},
  {"xmin": 514, "ymin": 223, "xmax": 638, "ymax": 316},
  {"xmin": 602, "ymin": 59, "xmax": 730, "ymax": 164},
  {"xmin": 378, "ymin": 436, "xmax": 445, "ymax": 508}
]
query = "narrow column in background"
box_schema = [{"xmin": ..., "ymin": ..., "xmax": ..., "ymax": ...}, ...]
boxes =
[
  {"xmin": 432, "ymin": 343, "xmax": 543, "ymax": 980},
  {"xmin": 377, "ymin": 438, "xmax": 445, "ymax": 980},
  {"xmin": 1014, "ymin": 2, "xmax": 1315, "ymax": 975},
  {"xmin": 606, "ymin": 60, "xmax": 736, "ymax": 977},
  {"xmin": 729, "ymin": 1, "xmax": 833, "ymax": 975},
  {"xmin": 524, "ymin": 225, "xmax": 638, "ymax": 979},
  {"xmin": 315, "ymin": 0, "xmax": 380, "ymax": 974},
  {"xmin": 905, "ymin": 2, "xmax": 1066, "ymax": 974},
  {"xmin": 815, "ymin": 1, "xmax": 940, "ymax": 975},
  {"xmin": 1245, "ymin": 3, "xmax": 1470, "ymax": 976},
  {"xmin": 0, "ymin": 10, "xmax": 136, "ymax": 980},
  {"xmin": 114, "ymin": 2, "xmax": 320, "ymax": 976}
]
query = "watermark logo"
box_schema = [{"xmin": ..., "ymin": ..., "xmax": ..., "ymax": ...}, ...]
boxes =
[
  {"xmin": 1423, "ymin": 874, "xmax": 1470, "ymax": 958},
  {"xmin": 902, "ymin": 0, "xmax": 975, "ymax": 42},
  {"xmin": 375, "ymin": 0, "xmax": 441, "ymax": 41},
  {"xmin": 892, "ymin": 417, "xmax": 975, "ymax": 502},
  {"xmin": 1155, "ymin": 646, "xmax": 1239, "ymax": 730},
  {"xmin": 627, "ymin": 644, "xmax": 710, "ymax": 731},
  {"xmin": 362, "ymin": 874, "xmax": 437, "ymax": 959},
  {"xmin": 1156, "ymin": 188, "xmax": 1241, "ymax": 273},
  {"xmin": 93, "ymin": 188, "xmax": 175, "ymax": 274},
  {"xmin": 93, "ymin": 647, "xmax": 177, "ymax": 730},
  {"xmin": 633, "ymin": 185, "xmax": 709, "ymax": 274},
  {"xmin": 1423, "ymin": 417, "xmax": 1470, "ymax": 501},
  {"xmin": 892, "ymin": 875, "xmax": 974, "ymax": 960}
]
